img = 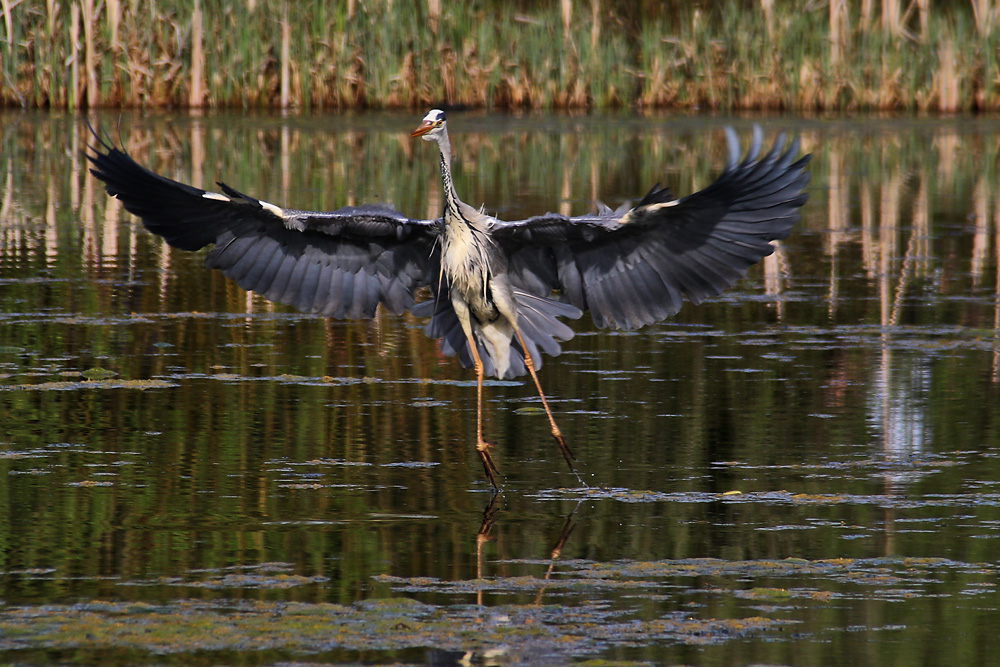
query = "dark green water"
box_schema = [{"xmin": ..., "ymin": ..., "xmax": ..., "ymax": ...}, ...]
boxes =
[{"xmin": 1, "ymin": 111, "xmax": 999, "ymax": 665}]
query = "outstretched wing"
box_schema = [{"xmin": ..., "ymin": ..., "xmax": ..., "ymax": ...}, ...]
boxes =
[
  {"xmin": 491, "ymin": 126, "xmax": 811, "ymax": 330},
  {"xmin": 87, "ymin": 130, "xmax": 441, "ymax": 319}
]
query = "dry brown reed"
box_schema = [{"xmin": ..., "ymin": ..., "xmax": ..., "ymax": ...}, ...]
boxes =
[
  {"xmin": 190, "ymin": 0, "xmax": 205, "ymax": 108},
  {"xmin": 0, "ymin": 0, "xmax": 997, "ymax": 111}
]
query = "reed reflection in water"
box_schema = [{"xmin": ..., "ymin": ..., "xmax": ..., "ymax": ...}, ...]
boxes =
[{"xmin": 1, "ymin": 111, "xmax": 1000, "ymax": 665}]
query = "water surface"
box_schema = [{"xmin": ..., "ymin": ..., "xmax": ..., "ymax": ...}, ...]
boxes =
[{"xmin": 1, "ymin": 111, "xmax": 999, "ymax": 665}]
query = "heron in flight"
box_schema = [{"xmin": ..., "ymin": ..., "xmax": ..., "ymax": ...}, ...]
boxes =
[{"xmin": 87, "ymin": 110, "xmax": 810, "ymax": 487}]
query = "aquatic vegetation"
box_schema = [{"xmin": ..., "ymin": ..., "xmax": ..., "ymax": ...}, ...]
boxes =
[
  {"xmin": 0, "ymin": 596, "xmax": 785, "ymax": 658},
  {"xmin": 1, "ymin": 555, "xmax": 986, "ymax": 661},
  {"xmin": 0, "ymin": 379, "xmax": 176, "ymax": 391},
  {"xmin": 0, "ymin": 1, "xmax": 996, "ymax": 110}
]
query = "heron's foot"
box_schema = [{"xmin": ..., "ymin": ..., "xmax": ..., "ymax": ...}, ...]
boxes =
[
  {"xmin": 476, "ymin": 440, "xmax": 500, "ymax": 488},
  {"xmin": 552, "ymin": 431, "xmax": 576, "ymax": 469}
]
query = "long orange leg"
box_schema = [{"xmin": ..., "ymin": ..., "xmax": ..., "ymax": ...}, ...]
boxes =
[
  {"xmin": 513, "ymin": 328, "xmax": 576, "ymax": 468},
  {"xmin": 463, "ymin": 329, "xmax": 500, "ymax": 487}
]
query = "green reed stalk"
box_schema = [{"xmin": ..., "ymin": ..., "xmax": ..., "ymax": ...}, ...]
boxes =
[{"xmin": 1, "ymin": 0, "xmax": 998, "ymax": 111}]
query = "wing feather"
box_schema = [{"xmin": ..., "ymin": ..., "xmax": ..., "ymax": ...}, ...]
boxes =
[
  {"xmin": 87, "ymin": 130, "xmax": 441, "ymax": 319},
  {"xmin": 295, "ymin": 258, "xmax": 323, "ymax": 313},
  {"xmin": 495, "ymin": 126, "xmax": 810, "ymax": 330},
  {"xmin": 322, "ymin": 265, "xmax": 345, "ymax": 318},
  {"xmin": 311, "ymin": 262, "xmax": 334, "ymax": 314}
]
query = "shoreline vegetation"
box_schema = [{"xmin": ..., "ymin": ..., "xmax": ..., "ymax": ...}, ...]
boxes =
[{"xmin": 1, "ymin": 0, "xmax": 998, "ymax": 112}]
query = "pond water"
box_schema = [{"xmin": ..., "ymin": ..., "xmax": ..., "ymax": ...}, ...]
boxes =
[{"xmin": 1, "ymin": 110, "xmax": 999, "ymax": 665}]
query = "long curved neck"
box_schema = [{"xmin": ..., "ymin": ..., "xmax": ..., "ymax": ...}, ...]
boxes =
[{"xmin": 435, "ymin": 127, "xmax": 464, "ymax": 222}]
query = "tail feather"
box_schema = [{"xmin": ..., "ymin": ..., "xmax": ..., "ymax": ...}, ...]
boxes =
[{"xmin": 413, "ymin": 290, "xmax": 580, "ymax": 379}]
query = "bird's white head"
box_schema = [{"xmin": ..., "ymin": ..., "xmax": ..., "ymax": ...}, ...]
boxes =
[{"xmin": 410, "ymin": 109, "xmax": 446, "ymax": 142}]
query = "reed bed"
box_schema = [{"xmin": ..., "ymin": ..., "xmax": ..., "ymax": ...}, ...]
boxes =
[{"xmin": 1, "ymin": 0, "xmax": 997, "ymax": 111}]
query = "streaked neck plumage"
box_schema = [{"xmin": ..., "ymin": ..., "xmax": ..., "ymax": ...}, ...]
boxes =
[
  {"xmin": 433, "ymin": 126, "xmax": 466, "ymax": 226},
  {"xmin": 430, "ymin": 123, "xmax": 496, "ymax": 305}
]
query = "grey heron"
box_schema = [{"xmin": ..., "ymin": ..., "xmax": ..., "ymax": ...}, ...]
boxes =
[{"xmin": 87, "ymin": 111, "xmax": 810, "ymax": 487}]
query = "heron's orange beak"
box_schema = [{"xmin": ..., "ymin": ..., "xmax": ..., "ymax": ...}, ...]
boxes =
[{"xmin": 411, "ymin": 120, "xmax": 435, "ymax": 137}]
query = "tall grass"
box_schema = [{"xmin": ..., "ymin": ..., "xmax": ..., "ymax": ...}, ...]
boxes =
[{"xmin": 1, "ymin": 0, "xmax": 997, "ymax": 111}]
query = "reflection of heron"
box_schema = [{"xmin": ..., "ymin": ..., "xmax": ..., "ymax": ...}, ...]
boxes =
[{"xmin": 87, "ymin": 110, "xmax": 810, "ymax": 487}]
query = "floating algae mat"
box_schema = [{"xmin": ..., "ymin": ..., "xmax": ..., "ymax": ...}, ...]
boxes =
[
  {"xmin": 1, "ymin": 557, "xmax": 996, "ymax": 664},
  {"xmin": 0, "ymin": 597, "xmax": 782, "ymax": 660}
]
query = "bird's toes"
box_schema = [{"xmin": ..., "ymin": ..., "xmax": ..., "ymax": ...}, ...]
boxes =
[
  {"xmin": 476, "ymin": 441, "xmax": 500, "ymax": 484},
  {"xmin": 554, "ymin": 433, "xmax": 577, "ymax": 468}
]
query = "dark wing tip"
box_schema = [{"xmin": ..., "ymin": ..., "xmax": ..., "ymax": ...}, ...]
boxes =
[{"xmin": 635, "ymin": 183, "xmax": 673, "ymax": 208}]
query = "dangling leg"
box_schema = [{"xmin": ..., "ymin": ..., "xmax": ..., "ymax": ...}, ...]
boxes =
[
  {"xmin": 513, "ymin": 328, "xmax": 576, "ymax": 468},
  {"xmin": 463, "ymin": 328, "xmax": 500, "ymax": 487}
]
